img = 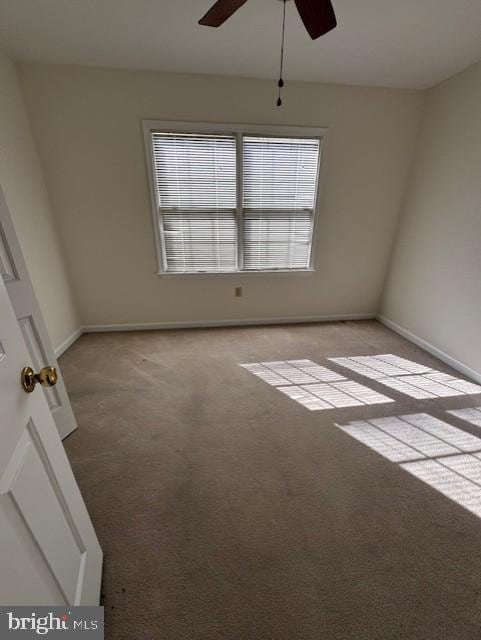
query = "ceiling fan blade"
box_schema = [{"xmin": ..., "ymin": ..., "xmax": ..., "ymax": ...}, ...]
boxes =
[
  {"xmin": 294, "ymin": 0, "xmax": 337, "ymax": 39},
  {"xmin": 199, "ymin": 0, "xmax": 249, "ymax": 27}
]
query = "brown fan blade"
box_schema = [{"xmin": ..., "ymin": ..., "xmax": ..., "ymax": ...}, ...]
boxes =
[
  {"xmin": 199, "ymin": 0, "xmax": 249, "ymax": 27},
  {"xmin": 294, "ymin": 0, "xmax": 337, "ymax": 39}
]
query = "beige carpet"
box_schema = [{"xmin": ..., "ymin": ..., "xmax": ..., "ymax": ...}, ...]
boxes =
[{"xmin": 61, "ymin": 320, "xmax": 481, "ymax": 639}]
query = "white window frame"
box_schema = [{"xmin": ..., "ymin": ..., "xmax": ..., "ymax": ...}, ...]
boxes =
[{"xmin": 142, "ymin": 120, "xmax": 327, "ymax": 277}]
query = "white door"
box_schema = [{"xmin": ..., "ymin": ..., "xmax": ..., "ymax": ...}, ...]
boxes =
[
  {"xmin": 0, "ymin": 274, "xmax": 102, "ymax": 605},
  {"xmin": 0, "ymin": 186, "xmax": 77, "ymax": 439}
]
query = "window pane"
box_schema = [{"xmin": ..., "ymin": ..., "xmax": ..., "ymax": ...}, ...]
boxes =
[
  {"xmin": 152, "ymin": 132, "xmax": 237, "ymax": 209},
  {"xmin": 242, "ymin": 136, "xmax": 320, "ymax": 270},
  {"xmin": 243, "ymin": 136, "xmax": 320, "ymax": 210},
  {"xmin": 163, "ymin": 212, "xmax": 237, "ymax": 273},
  {"xmin": 151, "ymin": 132, "xmax": 238, "ymax": 273},
  {"xmin": 243, "ymin": 212, "xmax": 313, "ymax": 270}
]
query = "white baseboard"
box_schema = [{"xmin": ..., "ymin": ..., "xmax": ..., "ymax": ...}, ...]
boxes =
[
  {"xmin": 56, "ymin": 315, "xmax": 481, "ymax": 386},
  {"xmin": 54, "ymin": 327, "xmax": 83, "ymax": 358},
  {"xmin": 82, "ymin": 313, "xmax": 376, "ymax": 333},
  {"xmin": 377, "ymin": 315, "xmax": 481, "ymax": 384}
]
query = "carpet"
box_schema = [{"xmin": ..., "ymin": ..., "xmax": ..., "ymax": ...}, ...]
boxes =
[{"xmin": 61, "ymin": 320, "xmax": 481, "ymax": 639}]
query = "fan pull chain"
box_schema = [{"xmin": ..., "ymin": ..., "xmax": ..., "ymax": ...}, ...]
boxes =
[{"xmin": 277, "ymin": 0, "xmax": 287, "ymax": 106}]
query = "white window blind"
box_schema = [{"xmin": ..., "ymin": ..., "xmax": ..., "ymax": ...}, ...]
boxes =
[
  {"xmin": 152, "ymin": 132, "xmax": 237, "ymax": 273},
  {"xmin": 149, "ymin": 128, "xmax": 321, "ymax": 274},
  {"xmin": 242, "ymin": 136, "xmax": 320, "ymax": 271}
]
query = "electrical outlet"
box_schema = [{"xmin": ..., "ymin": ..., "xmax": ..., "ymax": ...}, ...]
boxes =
[{"xmin": 235, "ymin": 287, "xmax": 242, "ymax": 297}]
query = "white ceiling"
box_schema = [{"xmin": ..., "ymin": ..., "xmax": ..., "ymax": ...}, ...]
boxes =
[{"xmin": 1, "ymin": 0, "xmax": 481, "ymax": 89}]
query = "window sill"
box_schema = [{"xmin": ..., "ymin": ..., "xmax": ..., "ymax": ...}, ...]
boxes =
[{"xmin": 155, "ymin": 269, "xmax": 315, "ymax": 279}]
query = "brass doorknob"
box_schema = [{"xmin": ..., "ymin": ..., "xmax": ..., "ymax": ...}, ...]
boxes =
[{"xmin": 21, "ymin": 366, "xmax": 58, "ymax": 393}]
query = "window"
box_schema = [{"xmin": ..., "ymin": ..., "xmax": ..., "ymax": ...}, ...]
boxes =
[{"xmin": 145, "ymin": 122, "xmax": 324, "ymax": 274}]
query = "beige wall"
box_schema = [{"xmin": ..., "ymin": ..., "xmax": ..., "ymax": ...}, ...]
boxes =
[
  {"xmin": 382, "ymin": 62, "xmax": 481, "ymax": 376},
  {"xmin": 18, "ymin": 63, "xmax": 423, "ymax": 327},
  {"xmin": 0, "ymin": 51, "xmax": 80, "ymax": 350}
]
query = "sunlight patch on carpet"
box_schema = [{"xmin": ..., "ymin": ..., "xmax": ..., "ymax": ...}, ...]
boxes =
[
  {"xmin": 448, "ymin": 407, "xmax": 481, "ymax": 428},
  {"xmin": 337, "ymin": 412, "xmax": 481, "ymax": 520},
  {"xmin": 328, "ymin": 354, "xmax": 481, "ymax": 399},
  {"xmin": 241, "ymin": 359, "xmax": 394, "ymax": 411},
  {"xmin": 402, "ymin": 457, "xmax": 481, "ymax": 519}
]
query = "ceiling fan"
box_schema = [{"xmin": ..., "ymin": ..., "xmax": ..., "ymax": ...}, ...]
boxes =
[
  {"xmin": 198, "ymin": 0, "xmax": 337, "ymax": 105},
  {"xmin": 198, "ymin": 0, "xmax": 337, "ymax": 41}
]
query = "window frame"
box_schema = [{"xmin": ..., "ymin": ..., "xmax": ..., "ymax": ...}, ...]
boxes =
[{"xmin": 142, "ymin": 120, "xmax": 327, "ymax": 277}]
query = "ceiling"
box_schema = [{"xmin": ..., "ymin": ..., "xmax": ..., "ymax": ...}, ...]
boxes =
[{"xmin": 1, "ymin": 0, "xmax": 481, "ymax": 89}]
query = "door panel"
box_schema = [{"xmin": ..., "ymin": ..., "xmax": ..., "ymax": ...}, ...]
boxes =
[
  {"xmin": 0, "ymin": 498, "xmax": 67, "ymax": 605},
  {"xmin": 0, "ymin": 186, "xmax": 77, "ymax": 439},
  {"xmin": 4, "ymin": 426, "xmax": 85, "ymax": 604},
  {"xmin": 0, "ymin": 224, "xmax": 17, "ymax": 281}
]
